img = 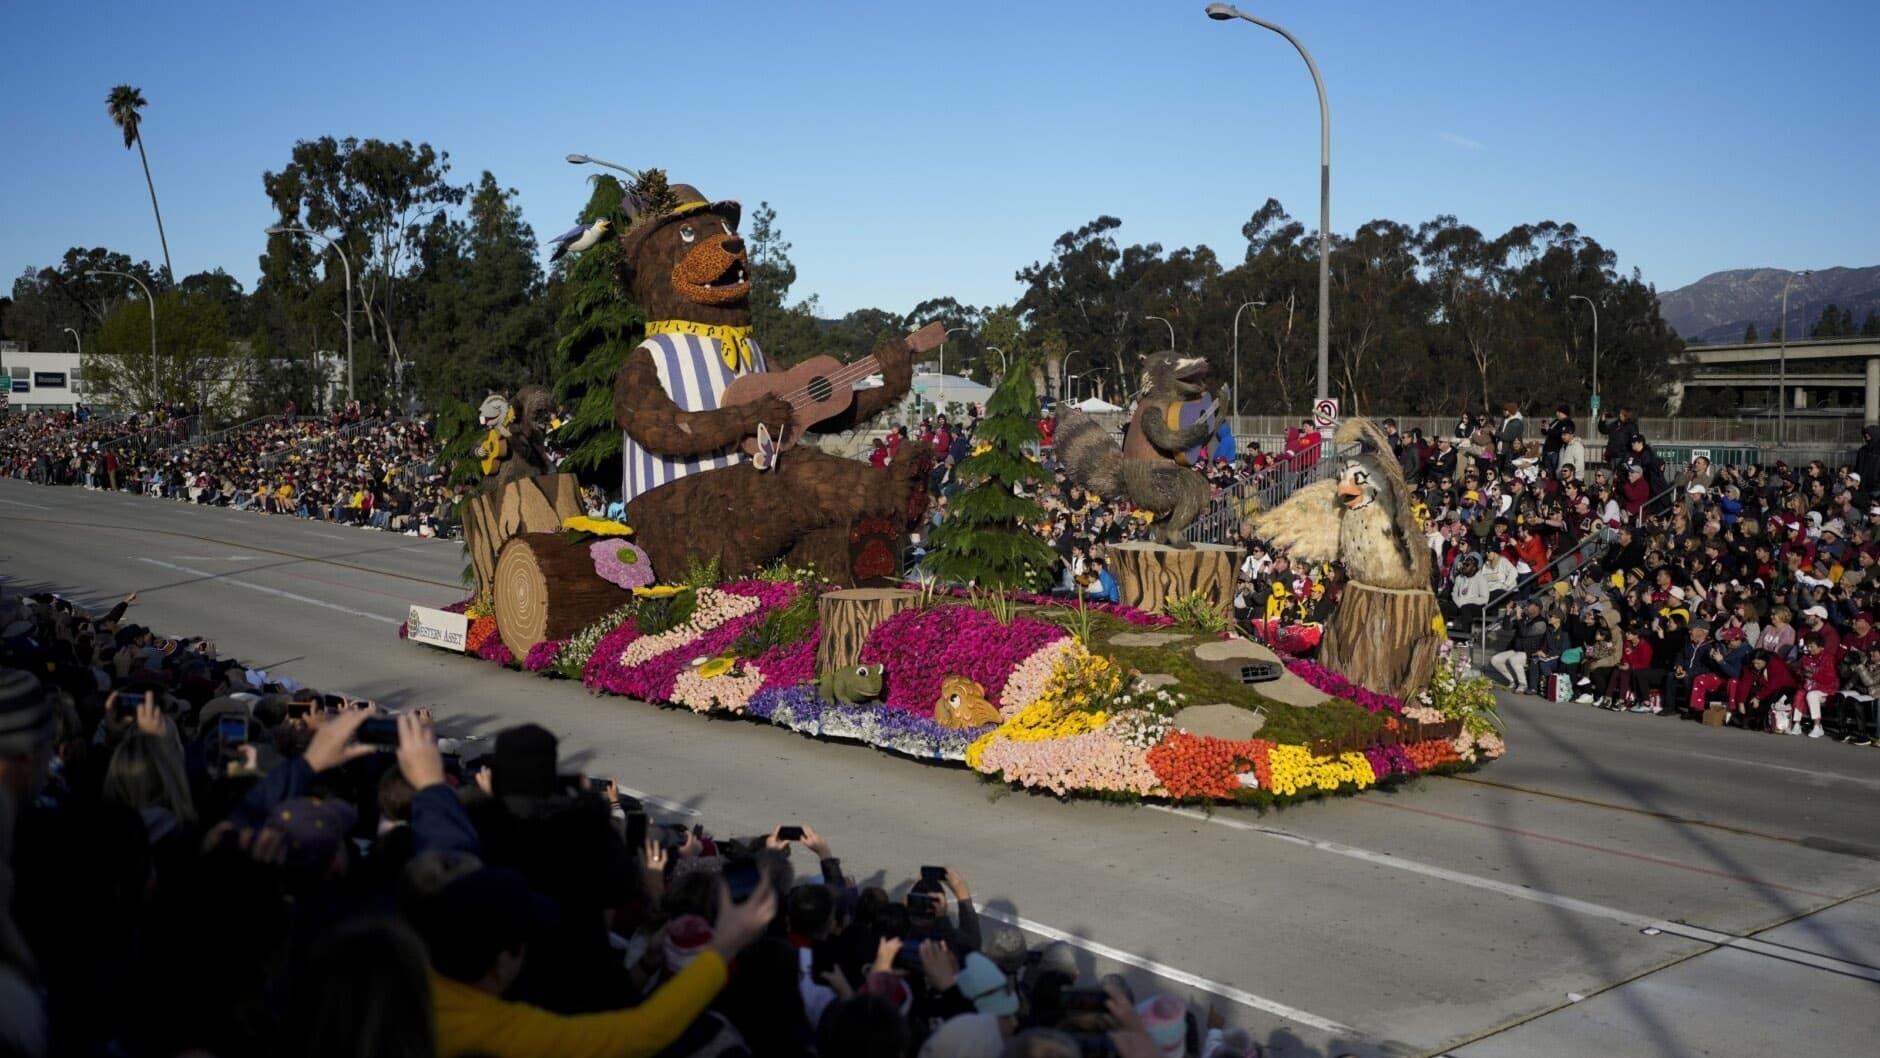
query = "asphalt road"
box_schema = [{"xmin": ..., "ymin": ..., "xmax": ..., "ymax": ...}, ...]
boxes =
[{"xmin": 3, "ymin": 477, "xmax": 1877, "ymax": 1057}]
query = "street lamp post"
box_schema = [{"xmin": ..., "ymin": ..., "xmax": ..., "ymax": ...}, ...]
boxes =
[
  {"xmin": 1230, "ymin": 300, "xmax": 1264, "ymax": 420},
  {"xmin": 1059, "ymin": 350, "xmax": 1083, "ymax": 403},
  {"xmin": 268, "ymin": 225, "xmax": 354, "ymax": 402},
  {"xmin": 566, "ymin": 153, "xmax": 642, "ymax": 180},
  {"xmin": 63, "ymin": 327, "xmax": 83, "ymax": 403},
  {"xmin": 1568, "ymin": 294, "xmax": 1598, "ymax": 421},
  {"xmin": 1146, "ymin": 315, "xmax": 1176, "ymax": 351},
  {"xmin": 985, "ymin": 346, "xmax": 1008, "ymax": 378},
  {"xmin": 1207, "ymin": 3, "xmax": 1331, "ymax": 403},
  {"xmin": 940, "ymin": 326, "xmax": 970, "ymax": 409},
  {"xmin": 1777, "ymin": 270, "xmax": 1809, "ymax": 446},
  {"xmin": 86, "ymin": 269, "xmax": 157, "ymax": 408}
]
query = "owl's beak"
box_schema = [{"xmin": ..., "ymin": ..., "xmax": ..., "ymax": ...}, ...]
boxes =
[{"xmin": 1338, "ymin": 480, "xmax": 1364, "ymax": 507}]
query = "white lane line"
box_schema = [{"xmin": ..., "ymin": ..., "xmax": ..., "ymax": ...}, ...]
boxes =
[
  {"xmin": 975, "ymin": 907, "xmax": 1356, "ymax": 1035},
  {"xmin": 138, "ymin": 558, "xmax": 401, "ymax": 626},
  {"xmin": 1670, "ymin": 749, "xmax": 1880, "ymax": 791},
  {"xmin": 1148, "ymin": 804, "xmax": 1659, "ymax": 930},
  {"xmin": 1150, "ymin": 805, "xmax": 1880, "ymax": 984},
  {"xmin": 0, "ymin": 497, "xmax": 51, "ymax": 509}
]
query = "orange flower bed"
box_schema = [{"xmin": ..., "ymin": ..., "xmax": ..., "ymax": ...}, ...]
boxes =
[
  {"xmin": 1146, "ymin": 731, "xmax": 1274, "ymax": 799},
  {"xmin": 1402, "ymin": 737, "xmax": 1461, "ymax": 770},
  {"xmin": 464, "ymin": 615, "xmax": 499, "ymax": 654}
]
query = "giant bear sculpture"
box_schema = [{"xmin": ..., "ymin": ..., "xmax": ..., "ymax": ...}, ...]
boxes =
[{"xmin": 611, "ymin": 180, "xmax": 932, "ymax": 585}]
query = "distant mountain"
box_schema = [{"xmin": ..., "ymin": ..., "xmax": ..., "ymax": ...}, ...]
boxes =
[{"xmin": 1660, "ymin": 266, "xmax": 1880, "ymax": 344}]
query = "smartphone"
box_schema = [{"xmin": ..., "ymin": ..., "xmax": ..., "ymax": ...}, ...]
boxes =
[
  {"xmin": 286, "ymin": 701, "xmax": 312, "ymax": 720},
  {"xmin": 776, "ymin": 825, "xmax": 805, "ymax": 842},
  {"xmin": 358, "ymin": 717, "xmax": 400, "ymax": 746},
  {"xmin": 217, "ymin": 714, "xmax": 249, "ymax": 745},
  {"xmin": 919, "ymin": 865, "xmax": 947, "ymax": 884},
  {"xmin": 589, "ymin": 776, "xmax": 614, "ymax": 795},
  {"xmin": 320, "ymin": 692, "xmax": 346, "ymax": 713},
  {"xmin": 723, "ymin": 860, "xmax": 761, "ymax": 903}
]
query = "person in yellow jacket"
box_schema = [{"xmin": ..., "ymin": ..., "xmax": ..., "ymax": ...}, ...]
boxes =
[{"xmin": 424, "ymin": 862, "xmax": 778, "ymax": 1058}]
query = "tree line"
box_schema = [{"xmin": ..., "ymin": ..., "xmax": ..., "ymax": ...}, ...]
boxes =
[{"xmin": 4, "ymin": 132, "xmax": 1696, "ymax": 426}]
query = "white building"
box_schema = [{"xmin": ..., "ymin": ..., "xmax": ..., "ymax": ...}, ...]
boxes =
[{"xmin": 0, "ymin": 347, "xmax": 98, "ymax": 413}]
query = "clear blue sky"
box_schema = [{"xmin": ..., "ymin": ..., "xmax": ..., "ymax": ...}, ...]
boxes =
[{"xmin": 2, "ymin": 0, "xmax": 1874, "ymax": 317}]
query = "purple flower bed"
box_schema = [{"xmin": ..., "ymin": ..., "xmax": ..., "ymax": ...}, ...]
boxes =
[
  {"xmin": 1363, "ymin": 743, "xmax": 1415, "ymax": 779},
  {"xmin": 523, "ymin": 640, "xmax": 563, "ymax": 672},
  {"xmin": 1284, "ymin": 657, "xmax": 1405, "ymax": 715},
  {"xmin": 859, "ymin": 606, "xmax": 1066, "ymax": 714},
  {"xmin": 477, "ymin": 638, "xmax": 514, "ymax": 666},
  {"xmin": 755, "ymin": 631, "xmax": 818, "ymax": 690},
  {"xmin": 747, "ymin": 685, "xmax": 993, "ymax": 759}
]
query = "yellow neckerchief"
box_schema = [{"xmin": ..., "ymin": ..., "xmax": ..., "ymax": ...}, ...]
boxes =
[{"xmin": 645, "ymin": 319, "xmax": 755, "ymax": 373}]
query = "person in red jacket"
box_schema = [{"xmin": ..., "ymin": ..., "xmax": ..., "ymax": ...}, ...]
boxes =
[
  {"xmin": 1620, "ymin": 463, "xmax": 1653, "ymax": 519},
  {"xmin": 1601, "ymin": 627, "xmax": 1654, "ymax": 708},
  {"xmin": 1792, "ymin": 632, "xmax": 1838, "ymax": 737},
  {"xmin": 1512, "ymin": 524, "xmax": 1549, "ymax": 584},
  {"xmin": 1736, "ymin": 649, "xmax": 1796, "ymax": 731}
]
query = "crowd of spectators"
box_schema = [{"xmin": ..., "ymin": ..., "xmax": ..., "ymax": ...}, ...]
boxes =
[
  {"xmin": 1, "ymin": 403, "xmax": 462, "ymax": 538},
  {"xmin": 0, "ymin": 406, "xmax": 193, "ymax": 489},
  {"xmin": 0, "ymin": 583, "xmax": 1270, "ymax": 1058},
  {"xmin": 898, "ymin": 397, "xmax": 1880, "ymax": 747}
]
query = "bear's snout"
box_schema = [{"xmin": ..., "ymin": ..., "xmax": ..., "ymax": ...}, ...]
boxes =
[{"xmin": 722, "ymin": 237, "xmax": 744, "ymax": 254}]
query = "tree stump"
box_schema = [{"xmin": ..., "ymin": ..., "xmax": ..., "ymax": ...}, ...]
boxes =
[
  {"xmin": 1319, "ymin": 581, "xmax": 1442, "ymax": 701},
  {"xmin": 1108, "ymin": 541, "xmax": 1236, "ymax": 616},
  {"xmin": 462, "ymin": 474, "xmax": 585, "ymax": 599},
  {"xmin": 816, "ymin": 588, "xmax": 919, "ymax": 676},
  {"xmin": 493, "ymin": 533, "xmax": 630, "ymax": 659}
]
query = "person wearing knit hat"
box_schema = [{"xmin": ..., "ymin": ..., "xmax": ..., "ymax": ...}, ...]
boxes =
[
  {"xmin": 0, "ymin": 668, "xmax": 56, "ymax": 802},
  {"xmin": 1136, "ymin": 994, "xmax": 1189, "ymax": 1057},
  {"xmin": 952, "ymin": 951, "xmax": 1018, "ymax": 1018},
  {"xmin": 663, "ymin": 914, "xmax": 714, "ymax": 971}
]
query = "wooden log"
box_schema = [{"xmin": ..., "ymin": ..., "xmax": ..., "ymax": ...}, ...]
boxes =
[
  {"xmin": 463, "ymin": 474, "xmax": 585, "ymax": 598},
  {"xmin": 1319, "ymin": 580, "xmax": 1441, "ymax": 700},
  {"xmin": 1108, "ymin": 541, "xmax": 1236, "ymax": 616},
  {"xmin": 493, "ymin": 532, "xmax": 629, "ymax": 659},
  {"xmin": 815, "ymin": 588, "xmax": 919, "ymax": 676}
]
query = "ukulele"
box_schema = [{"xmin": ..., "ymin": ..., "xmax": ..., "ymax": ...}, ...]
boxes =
[{"xmin": 721, "ymin": 321, "xmax": 948, "ymax": 455}]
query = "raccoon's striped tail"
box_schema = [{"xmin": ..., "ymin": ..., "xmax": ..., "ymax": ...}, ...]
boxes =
[{"xmin": 1052, "ymin": 406, "xmax": 1126, "ymax": 498}]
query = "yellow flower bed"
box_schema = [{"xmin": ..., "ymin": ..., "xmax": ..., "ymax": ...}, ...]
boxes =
[
  {"xmin": 562, "ymin": 515, "xmax": 633, "ymax": 537},
  {"xmin": 966, "ymin": 643, "xmax": 1119, "ymax": 768},
  {"xmin": 1264, "ymin": 745, "xmax": 1378, "ymax": 798}
]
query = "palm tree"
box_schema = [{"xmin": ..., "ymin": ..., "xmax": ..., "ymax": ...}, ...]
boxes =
[{"xmin": 106, "ymin": 84, "xmax": 174, "ymax": 284}]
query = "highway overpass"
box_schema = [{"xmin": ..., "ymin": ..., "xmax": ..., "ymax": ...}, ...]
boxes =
[{"xmin": 1681, "ymin": 336, "xmax": 1880, "ymax": 419}]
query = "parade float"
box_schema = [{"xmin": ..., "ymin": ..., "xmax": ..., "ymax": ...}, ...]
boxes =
[{"xmin": 404, "ymin": 167, "xmax": 1501, "ymax": 805}]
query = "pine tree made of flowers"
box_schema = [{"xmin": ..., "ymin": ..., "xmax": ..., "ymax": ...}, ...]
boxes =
[
  {"xmin": 549, "ymin": 173, "xmax": 645, "ymax": 480},
  {"xmin": 921, "ymin": 359, "xmax": 1058, "ymax": 592}
]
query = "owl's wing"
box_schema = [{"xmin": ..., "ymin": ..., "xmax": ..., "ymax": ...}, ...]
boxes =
[{"xmin": 1249, "ymin": 479, "xmax": 1342, "ymax": 563}]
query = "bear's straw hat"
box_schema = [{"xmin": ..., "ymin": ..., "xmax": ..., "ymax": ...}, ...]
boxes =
[{"xmin": 621, "ymin": 182, "xmax": 741, "ymax": 258}]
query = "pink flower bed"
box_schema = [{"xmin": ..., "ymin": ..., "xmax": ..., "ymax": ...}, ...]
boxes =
[
  {"xmin": 1284, "ymin": 656, "xmax": 1404, "ymax": 715},
  {"xmin": 859, "ymin": 606, "xmax": 1066, "ymax": 714},
  {"xmin": 523, "ymin": 640, "xmax": 563, "ymax": 672},
  {"xmin": 586, "ymin": 581, "xmax": 803, "ymax": 702},
  {"xmin": 976, "ymin": 731, "xmax": 1161, "ymax": 797}
]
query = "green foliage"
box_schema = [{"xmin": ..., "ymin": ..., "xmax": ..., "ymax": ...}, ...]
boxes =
[
  {"xmin": 731, "ymin": 587, "xmax": 820, "ymax": 658},
  {"xmin": 1165, "ymin": 591, "xmax": 1230, "ymax": 635},
  {"xmin": 634, "ymin": 588, "xmax": 697, "ymax": 636},
  {"xmin": 554, "ymin": 602, "xmax": 637, "ymax": 679},
  {"xmin": 434, "ymin": 397, "xmax": 486, "ymax": 488},
  {"xmin": 922, "ymin": 359, "xmax": 1058, "ymax": 592},
  {"xmin": 680, "ymin": 555, "xmax": 722, "ymax": 590},
  {"xmin": 550, "ymin": 175, "xmax": 642, "ymax": 482},
  {"xmin": 90, "ymin": 286, "xmax": 233, "ymax": 413}
]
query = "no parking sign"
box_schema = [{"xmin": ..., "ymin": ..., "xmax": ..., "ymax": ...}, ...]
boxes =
[{"xmin": 1312, "ymin": 397, "xmax": 1339, "ymax": 428}]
